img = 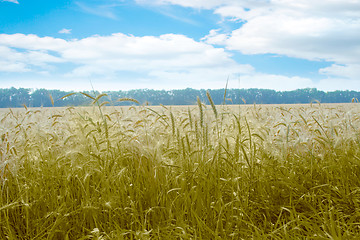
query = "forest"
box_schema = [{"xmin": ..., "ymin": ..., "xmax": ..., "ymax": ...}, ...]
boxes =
[{"xmin": 0, "ymin": 87, "xmax": 359, "ymax": 108}]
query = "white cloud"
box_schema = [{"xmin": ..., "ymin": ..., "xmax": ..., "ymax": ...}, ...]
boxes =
[
  {"xmin": 1, "ymin": 0, "xmax": 19, "ymax": 4},
  {"xmin": 315, "ymin": 78, "xmax": 360, "ymax": 92},
  {"xmin": 201, "ymin": 29, "xmax": 228, "ymax": 45},
  {"xmin": 0, "ymin": 33, "xmax": 252, "ymax": 89},
  {"xmin": 0, "ymin": 34, "xmax": 68, "ymax": 51},
  {"xmin": 138, "ymin": 1, "xmax": 360, "ymax": 68},
  {"xmin": 200, "ymin": 1, "xmax": 360, "ymax": 61},
  {"xmin": 56, "ymin": 33, "xmax": 239, "ymax": 76},
  {"xmin": 238, "ymin": 74, "xmax": 315, "ymax": 91},
  {"xmin": 147, "ymin": 64, "xmax": 254, "ymax": 89},
  {"xmin": 0, "ymin": 45, "xmax": 63, "ymax": 73},
  {"xmin": 218, "ymin": 15, "xmax": 360, "ymax": 64},
  {"xmin": 0, "ymin": 23, "xmax": 359, "ymax": 91},
  {"xmin": 176, "ymin": 0, "xmax": 360, "ymax": 86},
  {"xmin": 59, "ymin": 28, "xmax": 72, "ymax": 34},
  {"xmin": 319, "ymin": 64, "xmax": 360, "ymax": 79},
  {"xmin": 0, "ymin": 61, "xmax": 29, "ymax": 72}
]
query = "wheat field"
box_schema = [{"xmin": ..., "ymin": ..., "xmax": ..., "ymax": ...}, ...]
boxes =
[{"xmin": 1, "ymin": 95, "xmax": 360, "ymax": 239}]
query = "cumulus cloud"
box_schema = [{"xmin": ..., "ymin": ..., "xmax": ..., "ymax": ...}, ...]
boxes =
[
  {"xmin": 0, "ymin": 61, "xmax": 29, "ymax": 72},
  {"xmin": 2, "ymin": 0, "xmax": 360, "ymax": 92},
  {"xmin": 319, "ymin": 64, "xmax": 360, "ymax": 79},
  {"xmin": 0, "ymin": 33, "xmax": 253, "ymax": 89},
  {"xmin": 200, "ymin": 1, "xmax": 360, "ymax": 63},
  {"xmin": 201, "ymin": 29, "xmax": 228, "ymax": 45},
  {"xmin": 238, "ymin": 74, "xmax": 314, "ymax": 91},
  {"xmin": 138, "ymin": 0, "xmax": 360, "ymax": 85},
  {"xmin": 0, "ymin": 34, "xmax": 68, "ymax": 51},
  {"xmin": 58, "ymin": 33, "xmax": 240, "ymax": 75},
  {"xmin": 59, "ymin": 28, "xmax": 72, "ymax": 34},
  {"xmin": 218, "ymin": 14, "xmax": 360, "ymax": 65},
  {"xmin": 0, "ymin": 45, "xmax": 63, "ymax": 73}
]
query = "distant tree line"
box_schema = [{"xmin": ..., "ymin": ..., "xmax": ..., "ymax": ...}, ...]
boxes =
[{"xmin": 0, "ymin": 87, "xmax": 359, "ymax": 108}]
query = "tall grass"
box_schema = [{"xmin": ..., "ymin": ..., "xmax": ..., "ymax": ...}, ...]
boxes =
[{"xmin": 0, "ymin": 96, "xmax": 360, "ymax": 239}]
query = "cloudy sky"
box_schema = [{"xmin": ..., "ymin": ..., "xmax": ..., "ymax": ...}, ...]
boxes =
[{"xmin": 0, "ymin": 0, "xmax": 359, "ymax": 91}]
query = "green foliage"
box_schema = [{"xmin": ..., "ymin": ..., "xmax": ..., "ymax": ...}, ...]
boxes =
[
  {"xmin": 1, "ymin": 97, "xmax": 360, "ymax": 239},
  {"xmin": 1, "ymin": 88, "xmax": 360, "ymax": 108}
]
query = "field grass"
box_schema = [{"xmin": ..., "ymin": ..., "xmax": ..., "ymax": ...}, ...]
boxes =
[{"xmin": 1, "ymin": 96, "xmax": 360, "ymax": 239}]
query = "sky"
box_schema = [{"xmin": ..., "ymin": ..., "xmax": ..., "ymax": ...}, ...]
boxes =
[{"xmin": 0, "ymin": 0, "xmax": 359, "ymax": 92}]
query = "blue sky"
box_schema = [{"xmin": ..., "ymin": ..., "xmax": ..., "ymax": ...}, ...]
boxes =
[{"xmin": 0, "ymin": 0, "xmax": 359, "ymax": 91}]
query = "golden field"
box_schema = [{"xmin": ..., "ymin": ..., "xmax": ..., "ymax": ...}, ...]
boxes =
[{"xmin": 1, "ymin": 100, "xmax": 360, "ymax": 239}]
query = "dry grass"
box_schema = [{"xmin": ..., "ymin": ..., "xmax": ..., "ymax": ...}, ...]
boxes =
[{"xmin": 1, "ymin": 98, "xmax": 360, "ymax": 239}]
